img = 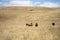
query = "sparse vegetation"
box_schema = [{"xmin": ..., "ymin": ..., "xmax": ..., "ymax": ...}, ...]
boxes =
[{"xmin": 0, "ymin": 6, "xmax": 60, "ymax": 40}]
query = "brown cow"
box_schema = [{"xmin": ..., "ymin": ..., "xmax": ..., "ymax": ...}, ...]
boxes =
[{"xmin": 26, "ymin": 23, "xmax": 33, "ymax": 26}]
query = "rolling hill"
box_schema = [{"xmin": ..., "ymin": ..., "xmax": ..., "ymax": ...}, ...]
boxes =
[{"xmin": 0, "ymin": 6, "xmax": 60, "ymax": 40}]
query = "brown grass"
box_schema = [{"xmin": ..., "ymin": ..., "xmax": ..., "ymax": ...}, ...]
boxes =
[{"xmin": 0, "ymin": 6, "xmax": 60, "ymax": 40}]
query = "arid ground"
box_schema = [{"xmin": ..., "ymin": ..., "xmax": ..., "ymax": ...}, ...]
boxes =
[{"xmin": 0, "ymin": 6, "xmax": 60, "ymax": 40}]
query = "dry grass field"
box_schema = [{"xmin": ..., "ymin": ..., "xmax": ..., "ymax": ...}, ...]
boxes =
[{"xmin": 0, "ymin": 6, "xmax": 60, "ymax": 40}]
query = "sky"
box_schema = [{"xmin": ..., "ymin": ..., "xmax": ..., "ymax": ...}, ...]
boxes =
[{"xmin": 0, "ymin": 0, "xmax": 60, "ymax": 8}]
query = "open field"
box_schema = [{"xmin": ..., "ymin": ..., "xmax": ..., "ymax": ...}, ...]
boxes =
[{"xmin": 0, "ymin": 6, "xmax": 60, "ymax": 40}]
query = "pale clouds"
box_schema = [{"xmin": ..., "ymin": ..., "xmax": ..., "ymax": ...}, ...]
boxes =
[
  {"xmin": 40, "ymin": 2, "xmax": 60, "ymax": 8},
  {"xmin": 0, "ymin": 2, "xmax": 2, "ymax": 4},
  {"xmin": 3, "ymin": 0, "xmax": 33, "ymax": 6},
  {"xmin": 34, "ymin": 2, "xmax": 41, "ymax": 6},
  {"xmin": 0, "ymin": 0, "xmax": 60, "ymax": 8}
]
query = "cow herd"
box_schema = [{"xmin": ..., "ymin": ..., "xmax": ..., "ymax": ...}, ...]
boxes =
[
  {"xmin": 26, "ymin": 23, "xmax": 38, "ymax": 27},
  {"xmin": 26, "ymin": 22, "xmax": 55, "ymax": 27}
]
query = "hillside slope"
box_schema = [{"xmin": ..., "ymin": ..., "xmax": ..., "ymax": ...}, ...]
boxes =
[{"xmin": 0, "ymin": 6, "xmax": 60, "ymax": 40}]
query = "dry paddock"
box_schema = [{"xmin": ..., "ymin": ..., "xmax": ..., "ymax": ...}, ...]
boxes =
[{"xmin": 0, "ymin": 7, "xmax": 60, "ymax": 40}]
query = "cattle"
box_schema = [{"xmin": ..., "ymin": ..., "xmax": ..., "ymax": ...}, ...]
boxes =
[{"xmin": 26, "ymin": 23, "xmax": 33, "ymax": 26}]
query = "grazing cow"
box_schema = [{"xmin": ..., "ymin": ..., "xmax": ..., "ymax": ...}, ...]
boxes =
[
  {"xmin": 52, "ymin": 23, "xmax": 55, "ymax": 26},
  {"xmin": 35, "ymin": 23, "xmax": 38, "ymax": 27},
  {"xmin": 26, "ymin": 23, "xmax": 33, "ymax": 26}
]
